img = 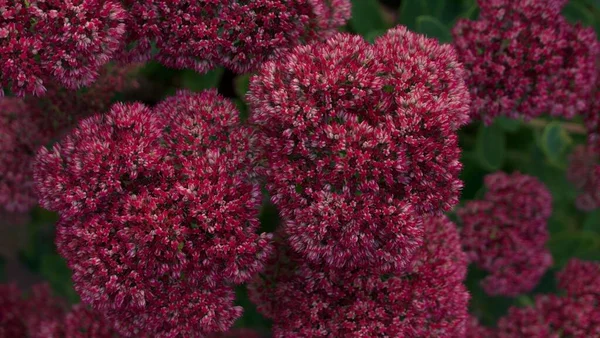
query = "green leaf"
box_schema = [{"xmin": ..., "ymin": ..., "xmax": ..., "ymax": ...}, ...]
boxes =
[
  {"xmin": 364, "ymin": 29, "xmax": 388, "ymax": 43},
  {"xmin": 180, "ymin": 68, "xmax": 224, "ymax": 92},
  {"xmin": 583, "ymin": 209, "xmax": 600, "ymax": 234},
  {"xmin": 40, "ymin": 254, "xmax": 79, "ymax": 303},
  {"xmin": 476, "ymin": 124, "xmax": 506, "ymax": 171},
  {"xmin": 350, "ymin": 0, "xmax": 387, "ymax": 36},
  {"xmin": 439, "ymin": 0, "xmax": 476, "ymax": 25},
  {"xmin": 234, "ymin": 74, "xmax": 251, "ymax": 98},
  {"xmin": 399, "ymin": 0, "xmax": 429, "ymax": 30},
  {"xmin": 234, "ymin": 285, "xmax": 270, "ymax": 328},
  {"xmin": 459, "ymin": 151, "xmax": 487, "ymax": 200},
  {"xmin": 495, "ymin": 116, "xmax": 521, "ymax": 133},
  {"xmin": 562, "ymin": 0, "xmax": 594, "ymax": 25},
  {"xmin": 548, "ymin": 231, "xmax": 600, "ymax": 267},
  {"xmin": 540, "ymin": 122, "xmax": 572, "ymax": 168},
  {"xmin": 415, "ymin": 16, "xmax": 452, "ymax": 43}
]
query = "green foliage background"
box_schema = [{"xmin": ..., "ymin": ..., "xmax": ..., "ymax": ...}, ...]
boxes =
[{"xmin": 3, "ymin": 0, "xmax": 600, "ymax": 331}]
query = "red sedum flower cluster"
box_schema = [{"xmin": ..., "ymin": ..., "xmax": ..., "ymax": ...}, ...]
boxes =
[
  {"xmin": 0, "ymin": 65, "xmax": 138, "ymax": 214},
  {"xmin": 1, "ymin": 0, "xmax": 350, "ymax": 96},
  {"xmin": 121, "ymin": 0, "xmax": 351, "ymax": 74},
  {"xmin": 249, "ymin": 215, "xmax": 469, "ymax": 337},
  {"xmin": 452, "ymin": 0, "xmax": 600, "ymax": 124},
  {"xmin": 34, "ymin": 90, "xmax": 273, "ymax": 337},
  {"xmin": 495, "ymin": 259, "xmax": 600, "ymax": 338},
  {"xmin": 567, "ymin": 145, "xmax": 600, "ymax": 211},
  {"xmin": 248, "ymin": 27, "xmax": 470, "ymax": 273},
  {"xmin": 0, "ymin": 0, "xmax": 127, "ymax": 97},
  {"xmin": 458, "ymin": 171, "xmax": 553, "ymax": 296}
]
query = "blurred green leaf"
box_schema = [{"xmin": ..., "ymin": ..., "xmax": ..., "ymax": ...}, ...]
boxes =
[
  {"xmin": 364, "ymin": 29, "xmax": 388, "ymax": 43},
  {"xmin": 429, "ymin": 0, "xmax": 477, "ymax": 25},
  {"xmin": 562, "ymin": 0, "xmax": 594, "ymax": 25},
  {"xmin": 548, "ymin": 231, "xmax": 600, "ymax": 267},
  {"xmin": 259, "ymin": 202, "xmax": 280, "ymax": 234},
  {"xmin": 460, "ymin": 151, "xmax": 487, "ymax": 200},
  {"xmin": 234, "ymin": 285, "xmax": 271, "ymax": 329},
  {"xmin": 180, "ymin": 68, "xmax": 224, "ymax": 92},
  {"xmin": 540, "ymin": 122, "xmax": 572, "ymax": 169},
  {"xmin": 583, "ymin": 209, "xmax": 600, "ymax": 234},
  {"xmin": 235, "ymin": 74, "xmax": 251, "ymax": 98},
  {"xmin": 350, "ymin": 0, "xmax": 387, "ymax": 36},
  {"xmin": 399, "ymin": 0, "xmax": 429, "ymax": 30},
  {"xmin": 415, "ymin": 15, "xmax": 452, "ymax": 43},
  {"xmin": 476, "ymin": 124, "xmax": 506, "ymax": 171},
  {"xmin": 495, "ymin": 116, "xmax": 521, "ymax": 133},
  {"xmin": 466, "ymin": 266, "xmax": 515, "ymax": 326}
]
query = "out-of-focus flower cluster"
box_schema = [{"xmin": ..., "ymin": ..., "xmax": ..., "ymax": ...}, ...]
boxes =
[
  {"xmin": 33, "ymin": 90, "xmax": 273, "ymax": 337},
  {"xmin": 0, "ymin": 283, "xmax": 119, "ymax": 338},
  {"xmin": 458, "ymin": 171, "xmax": 553, "ymax": 296},
  {"xmin": 249, "ymin": 215, "xmax": 470, "ymax": 337},
  {"xmin": 452, "ymin": 0, "xmax": 599, "ymax": 124},
  {"xmin": 1, "ymin": 0, "xmax": 350, "ymax": 97},
  {"xmin": 248, "ymin": 27, "xmax": 470, "ymax": 273},
  {"xmin": 468, "ymin": 259, "xmax": 600, "ymax": 338},
  {"xmin": 121, "ymin": 0, "xmax": 351, "ymax": 74},
  {"xmin": 0, "ymin": 65, "xmax": 138, "ymax": 214},
  {"xmin": 567, "ymin": 145, "xmax": 600, "ymax": 211}
]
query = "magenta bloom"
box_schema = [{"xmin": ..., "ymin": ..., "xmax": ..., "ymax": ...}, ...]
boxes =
[
  {"xmin": 458, "ymin": 172, "xmax": 553, "ymax": 296},
  {"xmin": 497, "ymin": 295, "xmax": 600, "ymax": 338},
  {"xmin": 496, "ymin": 259, "xmax": 600, "ymax": 338},
  {"xmin": 556, "ymin": 259, "xmax": 600, "ymax": 300},
  {"xmin": 34, "ymin": 90, "xmax": 272, "ymax": 337},
  {"xmin": 452, "ymin": 0, "xmax": 600, "ymax": 124},
  {"xmin": 0, "ymin": 284, "xmax": 67, "ymax": 338},
  {"xmin": 248, "ymin": 27, "xmax": 469, "ymax": 272},
  {"xmin": 249, "ymin": 215, "xmax": 469, "ymax": 337},
  {"xmin": 121, "ymin": 0, "xmax": 350, "ymax": 73},
  {"xmin": 0, "ymin": 0, "xmax": 126, "ymax": 96},
  {"xmin": 584, "ymin": 73, "xmax": 600, "ymax": 153},
  {"xmin": 566, "ymin": 145, "xmax": 600, "ymax": 211}
]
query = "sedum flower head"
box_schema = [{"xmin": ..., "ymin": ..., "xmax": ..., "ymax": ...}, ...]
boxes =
[
  {"xmin": 249, "ymin": 215, "xmax": 469, "ymax": 337},
  {"xmin": 452, "ymin": 0, "xmax": 600, "ymax": 124},
  {"xmin": 458, "ymin": 171, "xmax": 553, "ymax": 296},
  {"xmin": 0, "ymin": 0, "xmax": 126, "ymax": 96},
  {"xmin": 248, "ymin": 27, "xmax": 470, "ymax": 272},
  {"xmin": 556, "ymin": 259, "xmax": 600, "ymax": 301},
  {"xmin": 34, "ymin": 90, "xmax": 273, "ymax": 337}
]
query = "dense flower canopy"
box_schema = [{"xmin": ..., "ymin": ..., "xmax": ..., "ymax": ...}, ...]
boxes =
[
  {"xmin": 34, "ymin": 90, "xmax": 273, "ymax": 337},
  {"xmin": 0, "ymin": 0, "xmax": 127, "ymax": 96},
  {"xmin": 248, "ymin": 26, "xmax": 470, "ymax": 272},
  {"xmin": 458, "ymin": 171, "xmax": 553, "ymax": 296},
  {"xmin": 452, "ymin": 0, "xmax": 599, "ymax": 123},
  {"xmin": 120, "ymin": 0, "xmax": 351, "ymax": 73},
  {"xmin": 249, "ymin": 215, "xmax": 469, "ymax": 337}
]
